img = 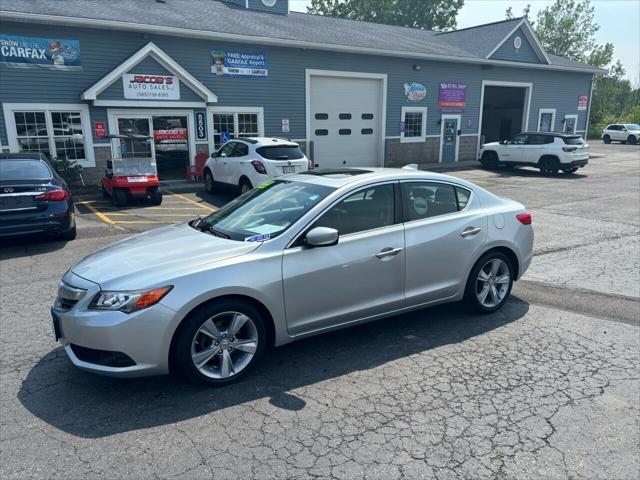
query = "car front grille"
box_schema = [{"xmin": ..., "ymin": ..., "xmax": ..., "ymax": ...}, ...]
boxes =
[{"xmin": 55, "ymin": 281, "xmax": 87, "ymax": 311}]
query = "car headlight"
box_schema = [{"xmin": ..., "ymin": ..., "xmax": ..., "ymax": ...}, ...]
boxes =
[{"xmin": 89, "ymin": 286, "xmax": 173, "ymax": 313}]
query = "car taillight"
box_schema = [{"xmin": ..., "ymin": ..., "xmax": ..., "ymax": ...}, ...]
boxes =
[
  {"xmin": 516, "ymin": 212, "xmax": 532, "ymax": 225},
  {"xmin": 562, "ymin": 146, "xmax": 577, "ymax": 152},
  {"xmin": 35, "ymin": 189, "xmax": 67, "ymax": 201},
  {"xmin": 307, "ymin": 158, "xmax": 313, "ymax": 170},
  {"xmin": 251, "ymin": 160, "xmax": 267, "ymax": 174}
]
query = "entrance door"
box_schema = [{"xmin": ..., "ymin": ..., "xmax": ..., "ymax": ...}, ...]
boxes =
[
  {"xmin": 116, "ymin": 116, "xmax": 153, "ymax": 158},
  {"xmin": 440, "ymin": 115, "xmax": 460, "ymax": 163},
  {"xmin": 564, "ymin": 115, "xmax": 577, "ymax": 134},
  {"xmin": 152, "ymin": 115, "xmax": 189, "ymax": 179}
]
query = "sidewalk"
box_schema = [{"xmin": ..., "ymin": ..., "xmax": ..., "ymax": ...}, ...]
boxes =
[{"xmin": 417, "ymin": 160, "xmax": 483, "ymax": 172}]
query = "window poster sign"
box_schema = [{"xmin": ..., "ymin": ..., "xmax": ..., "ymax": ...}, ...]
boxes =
[
  {"xmin": 154, "ymin": 128, "xmax": 187, "ymax": 141},
  {"xmin": 0, "ymin": 34, "xmax": 81, "ymax": 70},
  {"xmin": 195, "ymin": 109, "xmax": 207, "ymax": 141},
  {"xmin": 123, "ymin": 74, "xmax": 180, "ymax": 100},
  {"xmin": 578, "ymin": 95, "xmax": 588, "ymax": 111},
  {"xmin": 438, "ymin": 83, "xmax": 467, "ymax": 108},
  {"xmin": 211, "ymin": 50, "xmax": 268, "ymax": 77}
]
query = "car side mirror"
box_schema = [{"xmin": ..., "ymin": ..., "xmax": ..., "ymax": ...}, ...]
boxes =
[
  {"xmin": 210, "ymin": 151, "xmax": 217, "ymax": 158},
  {"xmin": 305, "ymin": 227, "xmax": 339, "ymax": 247},
  {"xmin": 499, "ymin": 140, "xmax": 507, "ymax": 145}
]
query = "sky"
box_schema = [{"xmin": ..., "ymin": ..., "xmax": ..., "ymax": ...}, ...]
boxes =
[{"xmin": 289, "ymin": 0, "xmax": 640, "ymax": 85}]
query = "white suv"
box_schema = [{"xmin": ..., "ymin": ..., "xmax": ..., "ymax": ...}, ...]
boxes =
[
  {"xmin": 204, "ymin": 138, "xmax": 311, "ymax": 194},
  {"xmin": 479, "ymin": 132, "xmax": 589, "ymax": 175},
  {"xmin": 602, "ymin": 124, "xmax": 639, "ymax": 145}
]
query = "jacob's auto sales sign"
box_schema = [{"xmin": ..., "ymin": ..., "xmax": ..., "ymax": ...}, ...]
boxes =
[
  {"xmin": 0, "ymin": 34, "xmax": 81, "ymax": 70},
  {"xmin": 123, "ymin": 74, "xmax": 181, "ymax": 100}
]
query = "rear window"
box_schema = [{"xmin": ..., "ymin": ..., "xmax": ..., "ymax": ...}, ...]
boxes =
[
  {"xmin": 0, "ymin": 159, "xmax": 52, "ymax": 181},
  {"xmin": 563, "ymin": 136, "xmax": 584, "ymax": 145},
  {"xmin": 256, "ymin": 145, "xmax": 304, "ymax": 160}
]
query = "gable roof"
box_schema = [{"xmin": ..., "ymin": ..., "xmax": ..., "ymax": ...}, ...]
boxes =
[{"xmin": 0, "ymin": 0, "xmax": 604, "ymax": 73}]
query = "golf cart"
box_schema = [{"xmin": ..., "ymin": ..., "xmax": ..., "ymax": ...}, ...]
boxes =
[{"xmin": 101, "ymin": 134, "xmax": 162, "ymax": 207}]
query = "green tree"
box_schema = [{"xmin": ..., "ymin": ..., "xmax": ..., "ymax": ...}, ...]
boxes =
[
  {"xmin": 307, "ymin": 0, "xmax": 464, "ymax": 31},
  {"xmin": 505, "ymin": 4, "xmax": 531, "ymax": 21}
]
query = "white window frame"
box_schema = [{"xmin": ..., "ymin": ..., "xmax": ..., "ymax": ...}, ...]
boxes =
[
  {"xmin": 401, "ymin": 106, "xmax": 427, "ymax": 144},
  {"xmin": 2, "ymin": 103, "xmax": 95, "ymax": 167},
  {"xmin": 207, "ymin": 106, "xmax": 264, "ymax": 151},
  {"xmin": 537, "ymin": 108, "xmax": 556, "ymax": 132},
  {"xmin": 563, "ymin": 114, "xmax": 578, "ymax": 134}
]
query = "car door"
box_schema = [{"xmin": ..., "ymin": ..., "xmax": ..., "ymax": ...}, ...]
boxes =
[
  {"xmin": 214, "ymin": 141, "xmax": 237, "ymax": 184},
  {"xmin": 521, "ymin": 134, "xmax": 545, "ymax": 164},
  {"xmin": 501, "ymin": 134, "xmax": 527, "ymax": 163},
  {"xmin": 282, "ymin": 182, "xmax": 405, "ymax": 336},
  {"xmin": 226, "ymin": 141, "xmax": 250, "ymax": 186},
  {"xmin": 402, "ymin": 181, "xmax": 487, "ymax": 306}
]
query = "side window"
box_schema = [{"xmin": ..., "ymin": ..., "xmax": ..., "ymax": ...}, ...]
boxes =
[
  {"xmin": 402, "ymin": 182, "xmax": 459, "ymax": 222},
  {"xmin": 455, "ymin": 186, "xmax": 471, "ymax": 210},
  {"xmin": 510, "ymin": 134, "xmax": 527, "ymax": 144},
  {"xmin": 314, "ymin": 184, "xmax": 395, "ymax": 236},
  {"xmin": 219, "ymin": 142, "xmax": 236, "ymax": 157},
  {"xmin": 233, "ymin": 142, "xmax": 249, "ymax": 157}
]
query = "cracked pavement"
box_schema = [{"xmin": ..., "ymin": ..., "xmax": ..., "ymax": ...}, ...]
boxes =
[{"xmin": 1, "ymin": 142, "xmax": 638, "ymax": 479}]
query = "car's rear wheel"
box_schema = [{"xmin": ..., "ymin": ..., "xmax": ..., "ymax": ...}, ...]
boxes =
[
  {"xmin": 480, "ymin": 151, "xmax": 499, "ymax": 169},
  {"xmin": 239, "ymin": 178, "xmax": 252, "ymax": 195},
  {"xmin": 539, "ymin": 156, "xmax": 559, "ymax": 176},
  {"xmin": 464, "ymin": 252, "xmax": 514, "ymax": 314},
  {"xmin": 603, "ymin": 135, "xmax": 611, "ymax": 144},
  {"xmin": 628, "ymin": 135, "xmax": 637, "ymax": 145},
  {"xmin": 149, "ymin": 187, "xmax": 162, "ymax": 205},
  {"xmin": 174, "ymin": 300, "xmax": 267, "ymax": 386},
  {"xmin": 204, "ymin": 169, "xmax": 214, "ymax": 194},
  {"xmin": 112, "ymin": 188, "xmax": 127, "ymax": 207},
  {"xmin": 562, "ymin": 167, "xmax": 579, "ymax": 174}
]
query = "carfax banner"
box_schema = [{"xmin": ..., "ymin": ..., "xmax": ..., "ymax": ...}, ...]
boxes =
[
  {"xmin": 0, "ymin": 34, "xmax": 81, "ymax": 70},
  {"xmin": 211, "ymin": 50, "xmax": 268, "ymax": 77}
]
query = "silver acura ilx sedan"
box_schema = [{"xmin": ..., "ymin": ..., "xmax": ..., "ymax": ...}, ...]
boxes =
[{"xmin": 52, "ymin": 168, "xmax": 533, "ymax": 386}]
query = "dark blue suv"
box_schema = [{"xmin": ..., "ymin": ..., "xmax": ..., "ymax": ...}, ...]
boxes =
[{"xmin": 0, "ymin": 153, "xmax": 76, "ymax": 240}]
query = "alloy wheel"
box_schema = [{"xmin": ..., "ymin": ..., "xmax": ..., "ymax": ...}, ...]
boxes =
[
  {"xmin": 191, "ymin": 311, "xmax": 259, "ymax": 379},
  {"xmin": 475, "ymin": 259, "xmax": 510, "ymax": 308}
]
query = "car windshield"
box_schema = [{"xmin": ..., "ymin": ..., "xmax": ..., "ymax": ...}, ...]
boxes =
[
  {"xmin": 625, "ymin": 124, "xmax": 640, "ymax": 131},
  {"xmin": 194, "ymin": 179, "xmax": 335, "ymax": 241},
  {"xmin": 0, "ymin": 159, "xmax": 52, "ymax": 182}
]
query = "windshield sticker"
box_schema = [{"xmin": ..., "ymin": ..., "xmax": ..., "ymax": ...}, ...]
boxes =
[
  {"xmin": 244, "ymin": 233, "xmax": 271, "ymax": 242},
  {"xmin": 258, "ymin": 180, "xmax": 275, "ymax": 190},
  {"xmin": 245, "ymin": 224, "xmax": 283, "ymax": 235}
]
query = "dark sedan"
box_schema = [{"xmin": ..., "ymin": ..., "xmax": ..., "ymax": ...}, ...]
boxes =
[{"xmin": 0, "ymin": 153, "xmax": 76, "ymax": 240}]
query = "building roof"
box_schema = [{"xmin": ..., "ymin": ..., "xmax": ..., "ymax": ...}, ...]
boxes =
[{"xmin": 0, "ymin": 0, "xmax": 604, "ymax": 73}]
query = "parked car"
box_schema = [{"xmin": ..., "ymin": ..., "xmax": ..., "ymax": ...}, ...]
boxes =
[
  {"xmin": 479, "ymin": 132, "xmax": 589, "ymax": 175},
  {"xmin": 602, "ymin": 123, "xmax": 640, "ymax": 145},
  {"xmin": 0, "ymin": 152, "xmax": 76, "ymax": 240},
  {"xmin": 203, "ymin": 137, "xmax": 311, "ymax": 195},
  {"xmin": 51, "ymin": 167, "xmax": 533, "ymax": 385}
]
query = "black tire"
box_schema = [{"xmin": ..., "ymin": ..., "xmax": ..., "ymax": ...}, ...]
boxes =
[
  {"xmin": 58, "ymin": 224, "xmax": 77, "ymax": 241},
  {"xmin": 173, "ymin": 299, "xmax": 268, "ymax": 386},
  {"xmin": 239, "ymin": 178, "xmax": 252, "ymax": 195},
  {"xmin": 539, "ymin": 156, "xmax": 559, "ymax": 176},
  {"xmin": 204, "ymin": 169, "xmax": 215, "ymax": 194},
  {"xmin": 463, "ymin": 251, "xmax": 514, "ymax": 314},
  {"xmin": 562, "ymin": 167, "xmax": 579, "ymax": 174},
  {"xmin": 603, "ymin": 135, "xmax": 611, "ymax": 144},
  {"xmin": 112, "ymin": 188, "xmax": 127, "ymax": 207},
  {"xmin": 101, "ymin": 183, "xmax": 110, "ymax": 198},
  {"xmin": 480, "ymin": 151, "xmax": 499, "ymax": 169},
  {"xmin": 150, "ymin": 187, "xmax": 163, "ymax": 205},
  {"xmin": 628, "ymin": 135, "xmax": 637, "ymax": 145}
]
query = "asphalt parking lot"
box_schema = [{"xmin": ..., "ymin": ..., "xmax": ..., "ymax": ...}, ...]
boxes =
[{"xmin": 1, "ymin": 141, "xmax": 638, "ymax": 479}]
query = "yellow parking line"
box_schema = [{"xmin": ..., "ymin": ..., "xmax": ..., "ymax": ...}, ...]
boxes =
[
  {"xmin": 113, "ymin": 221, "xmax": 169, "ymax": 224},
  {"xmin": 165, "ymin": 190, "xmax": 216, "ymax": 212},
  {"xmin": 79, "ymin": 201, "xmax": 127, "ymax": 231},
  {"xmin": 106, "ymin": 213, "xmax": 198, "ymax": 217}
]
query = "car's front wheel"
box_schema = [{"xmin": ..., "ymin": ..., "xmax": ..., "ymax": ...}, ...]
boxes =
[
  {"xmin": 603, "ymin": 135, "xmax": 611, "ymax": 144},
  {"xmin": 480, "ymin": 151, "xmax": 499, "ymax": 169},
  {"xmin": 464, "ymin": 252, "xmax": 514, "ymax": 314},
  {"xmin": 204, "ymin": 169, "xmax": 214, "ymax": 194},
  {"xmin": 174, "ymin": 300, "xmax": 267, "ymax": 386},
  {"xmin": 628, "ymin": 135, "xmax": 637, "ymax": 145}
]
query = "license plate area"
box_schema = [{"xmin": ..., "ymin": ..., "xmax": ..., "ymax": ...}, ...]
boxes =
[
  {"xmin": 282, "ymin": 166, "xmax": 295, "ymax": 174},
  {"xmin": 127, "ymin": 176, "xmax": 148, "ymax": 183},
  {"xmin": 0, "ymin": 195, "xmax": 35, "ymax": 211}
]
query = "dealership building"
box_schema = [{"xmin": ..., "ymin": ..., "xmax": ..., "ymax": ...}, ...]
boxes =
[{"xmin": 0, "ymin": 0, "xmax": 603, "ymax": 184}]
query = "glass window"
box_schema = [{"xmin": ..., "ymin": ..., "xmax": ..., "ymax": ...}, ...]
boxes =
[
  {"xmin": 315, "ymin": 129, "xmax": 328, "ymax": 136},
  {"xmin": 218, "ymin": 142, "xmax": 236, "ymax": 157},
  {"xmin": 0, "ymin": 159, "xmax": 52, "ymax": 181},
  {"xmin": 339, "ymin": 113, "xmax": 352, "ymax": 120},
  {"xmin": 315, "ymin": 113, "xmax": 329, "ymax": 120},
  {"xmin": 197, "ymin": 180, "xmax": 335, "ymax": 241},
  {"xmin": 338, "ymin": 129, "xmax": 351, "ymax": 135},
  {"xmin": 238, "ymin": 113, "xmax": 259, "ymax": 139},
  {"xmin": 314, "ymin": 184, "xmax": 395, "ymax": 236},
  {"xmin": 212, "ymin": 112, "xmax": 261, "ymax": 149},
  {"xmin": 509, "ymin": 134, "xmax": 527, "ymax": 144},
  {"xmin": 563, "ymin": 136, "xmax": 585, "ymax": 145},
  {"xmin": 539, "ymin": 112, "xmax": 553, "ymax": 132},
  {"xmin": 404, "ymin": 111, "xmax": 423, "ymax": 138},
  {"xmin": 233, "ymin": 142, "xmax": 249, "ymax": 157},
  {"xmin": 362, "ymin": 113, "xmax": 374, "ymax": 120},
  {"xmin": 361, "ymin": 128, "xmax": 373, "ymax": 135},
  {"xmin": 455, "ymin": 186, "xmax": 471, "ymax": 210},
  {"xmin": 13, "ymin": 110, "xmax": 88, "ymax": 161},
  {"xmin": 212, "ymin": 113, "xmax": 235, "ymax": 149},
  {"xmin": 256, "ymin": 145, "xmax": 304, "ymax": 160},
  {"xmin": 402, "ymin": 182, "xmax": 459, "ymax": 222}
]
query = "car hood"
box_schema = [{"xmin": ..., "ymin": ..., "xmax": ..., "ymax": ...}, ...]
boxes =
[
  {"xmin": 482, "ymin": 141, "xmax": 501, "ymax": 147},
  {"xmin": 71, "ymin": 223, "xmax": 260, "ymax": 289}
]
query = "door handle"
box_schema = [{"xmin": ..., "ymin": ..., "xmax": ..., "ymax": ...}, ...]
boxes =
[
  {"xmin": 460, "ymin": 226, "xmax": 482, "ymax": 237},
  {"xmin": 376, "ymin": 247, "xmax": 403, "ymax": 259}
]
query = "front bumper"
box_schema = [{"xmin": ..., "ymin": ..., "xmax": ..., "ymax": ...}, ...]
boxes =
[{"xmin": 52, "ymin": 272, "xmax": 177, "ymax": 377}]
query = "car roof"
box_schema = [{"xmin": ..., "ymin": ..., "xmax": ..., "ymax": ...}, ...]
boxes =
[
  {"xmin": 287, "ymin": 167, "xmax": 476, "ymax": 190},
  {"xmin": 238, "ymin": 137, "xmax": 299, "ymax": 147},
  {"xmin": 0, "ymin": 152, "xmax": 50, "ymax": 161},
  {"xmin": 520, "ymin": 131, "xmax": 581, "ymax": 138}
]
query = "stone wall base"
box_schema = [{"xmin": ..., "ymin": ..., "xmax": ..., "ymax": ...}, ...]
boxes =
[{"xmin": 385, "ymin": 136, "xmax": 478, "ymax": 167}]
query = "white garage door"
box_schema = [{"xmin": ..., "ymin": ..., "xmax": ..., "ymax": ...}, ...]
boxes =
[{"xmin": 309, "ymin": 75, "xmax": 383, "ymax": 169}]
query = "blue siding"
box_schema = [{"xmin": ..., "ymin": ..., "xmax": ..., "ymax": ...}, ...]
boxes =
[
  {"xmin": 490, "ymin": 27, "xmax": 542, "ymax": 64},
  {"xmin": 0, "ymin": 20, "xmax": 592, "ymax": 148}
]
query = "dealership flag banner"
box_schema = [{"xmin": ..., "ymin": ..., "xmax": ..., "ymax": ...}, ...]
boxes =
[
  {"xmin": 0, "ymin": 34, "xmax": 81, "ymax": 70},
  {"xmin": 211, "ymin": 50, "xmax": 268, "ymax": 77}
]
